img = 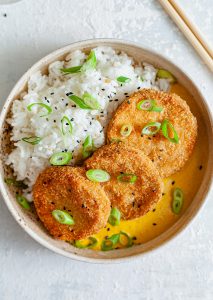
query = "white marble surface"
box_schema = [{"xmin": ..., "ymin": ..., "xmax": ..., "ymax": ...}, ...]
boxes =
[{"xmin": 0, "ymin": 1, "xmax": 212, "ymax": 299}]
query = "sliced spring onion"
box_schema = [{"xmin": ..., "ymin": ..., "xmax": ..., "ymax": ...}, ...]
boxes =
[
  {"xmin": 74, "ymin": 237, "xmax": 98, "ymax": 249},
  {"xmin": 50, "ymin": 152, "xmax": 72, "ymax": 165},
  {"xmin": 117, "ymin": 76, "xmax": 131, "ymax": 83},
  {"xmin": 4, "ymin": 178, "xmax": 28, "ymax": 189},
  {"xmin": 69, "ymin": 95, "xmax": 91, "ymax": 109},
  {"xmin": 82, "ymin": 135, "xmax": 94, "ymax": 158},
  {"xmin": 119, "ymin": 231, "xmax": 133, "ymax": 248},
  {"xmin": 161, "ymin": 119, "xmax": 179, "ymax": 144},
  {"xmin": 108, "ymin": 207, "xmax": 121, "ymax": 226},
  {"xmin": 52, "ymin": 210, "xmax": 75, "ymax": 225},
  {"xmin": 27, "ymin": 102, "xmax": 52, "ymax": 117},
  {"xmin": 156, "ymin": 69, "xmax": 176, "ymax": 83},
  {"xmin": 140, "ymin": 76, "xmax": 145, "ymax": 82},
  {"xmin": 81, "ymin": 50, "xmax": 97, "ymax": 72},
  {"xmin": 117, "ymin": 173, "xmax": 137, "ymax": 184},
  {"xmin": 86, "ymin": 169, "xmax": 110, "ymax": 182},
  {"xmin": 137, "ymin": 99, "xmax": 163, "ymax": 112},
  {"xmin": 82, "ymin": 93, "xmax": 100, "ymax": 110},
  {"xmin": 120, "ymin": 124, "xmax": 133, "ymax": 137},
  {"xmin": 16, "ymin": 195, "xmax": 31, "ymax": 210},
  {"xmin": 142, "ymin": 122, "xmax": 161, "ymax": 136},
  {"xmin": 22, "ymin": 136, "xmax": 42, "ymax": 145},
  {"xmin": 101, "ymin": 233, "xmax": 120, "ymax": 251},
  {"xmin": 61, "ymin": 65, "xmax": 82, "ymax": 74},
  {"xmin": 172, "ymin": 188, "xmax": 183, "ymax": 214},
  {"xmin": 61, "ymin": 116, "xmax": 73, "ymax": 135}
]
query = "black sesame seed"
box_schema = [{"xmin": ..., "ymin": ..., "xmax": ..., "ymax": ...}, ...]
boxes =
[
  {"xmin": 107, "ymin": 95, "xmax": 111, "ymax": 99},
  {"xmin": 162, "ymin": 193, "xmax": 165, "ymax": 196},
  {"xmin": 65, "ymin": 103, "xmax": 68, "ymax": 106},
  {"xmin": 66, "ymin": 92, "xmax": 73, "ymax": 96},
  {"xmin": 99, "ymin": 78, "xmax": 101, "ymax": 80},
  {"xmin": 100, "ymin": 130, "xmax": 103, "ymax": 133},
  {"xmin": 172, "ymin": 181, "xmax": 175, "ymax": 185},
  {"xmin": 115, "ymin": 99, "xmax": 119, "ymax": 102},
  {"xmin": 107, "ymin": 228, "xmax": 110, "ymax": 231},
  {"xmin": 53, "ymin": 120, "xmax": 56, "ymax": 123},
  {"xmin": 137, "ymin": 87, "xmax": 141, "ymax": 90},
  {"xmin": 132, "ymin": 237, "xmax": 137, "ymax": 240},
  {"xmin": 44, "ymin": 96, "xmax": 47, "ymax": 100},
  {"xmin": 124, "ymin": 93, "xmax": 128, "ymax": 95},
  {"xmin": 199, "ymin": 165, "xmax": 203, "ymax": 170},
  {"xmin": 3, "ymin": 13, "xmax": 7, "ymax": 17},
  {"xmin": 55, "ymin": 107, "xmax": 57, "ymax": 110},
  {"xmin": 101, "ymin": 88, "xmax": 105, "ymax": 91},
  {"xmin": 148, "ymin": 137, "xmax": 152, "ymax": 140},
  {"xmin": 109, "ymin": 100, "xmax": 113, "ymax": 102},
  {"xmin": 77, "ymin": 140, "xmax": 80, "ymax": 143},
  {"xmin": 153, "ymin": 223, "xmax": 157, "ymax": 226},
  {"xmin": 71, "ymin": 118, "xmax": 74, "ymax": 121},
  {"xmin": 153, "ymin": 208, "xmax": 156, "ymax": 212},
  {"xmin": 47, "ymin": 100, "xmax": 50, "ymax": 103},
  {"xmin": 50, "ymin": 92, "xmax": 54, "ymax": 95},
  {"xmin": 90, "ymin": 121, "xmax": 92, "ymax": 125},
  {"xmin": 84, "ymin": 129, "xmax": 87, "ymax": 132}
]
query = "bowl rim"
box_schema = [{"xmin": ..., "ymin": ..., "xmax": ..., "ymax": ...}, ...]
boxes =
[{"xmin": 0, "ymin": 38, "xmax": 212, "ymax": 263}]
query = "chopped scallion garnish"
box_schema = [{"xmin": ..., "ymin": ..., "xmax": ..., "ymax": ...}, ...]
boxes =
[
  {"xmin": 172, "ymin": 188, "xmax": 183, "ymax": 214},
  {"xmin": 119, "ymin": 231, "xmax": 133, "ymax": 248},
  {"xmin": 82, "ymin": 135, "xmax": 94, "ymax": 158},
  {"xmin": 16, "ymin": 195, "xmax": 31, "ymax": 210},
  {"xmin": 86, "ymin": 169, "xmax": 110, "ymax": 182},
  {"xmin": 61, "ymin": 116, "xmax": 73, "ymax": 135},
  {"xmin": 117, "ymin": 173, "xmax": 137, "ymax": 184},
  {"xmin": 101, "ymin": 233, "xmax": 120, "ymax": 251},
  {"xmin": 156, "ymin": 69, "xmax": 176, "ymax": 83},
  {"xmin": 52, "ymin": 210, "xmax": 75, "ymax": 225},
  {"xmin": 142, "ymin": 122, "xmax": 161, "ymax": 136},
  {"xmin": 27, "ymin": 102, "xmax": 52, "ymax": 117},
  {"xmin": 161, "ymin": 119, "xmax": 179, "ymax": 143},
  {"xmin": 22, "ymin": 136, "xmax": 42, "ymax": 145},
  {"xmin": 82, "ymin": 93, "xmax": 100, "ymax": 110},
  {"xmin": 74, "ymin": 237, "xmax": 98, "ymax": 249},
  {"xmin": 61, "ymin": 65, "xmax": 82, "ymax": 74},
  {"xmin": 120, "ymin": 124, "xmax": 133, "ymax": 137},
  {"xmin": 81, "ymin": 50, "xmax": 97, "ymax": 72},
  {"xmin": 117, "ymin": 76, "xmax": 131, "ymax": 83},
  {"xmin": 108, "ymin": 207, "xmax": 121, "ymax": 226},
  {"xmin": 49, "ymin": 152, "xmax": 72, "ymax": 165},
  {"xmin": 137, "ymin": 99, "xmax": 163, "ymax": 112}
]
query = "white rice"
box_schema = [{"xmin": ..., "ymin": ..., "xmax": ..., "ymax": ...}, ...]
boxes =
[{"xmin": 6, "ymin": 46, "xmax": 170, "ymax": 200}]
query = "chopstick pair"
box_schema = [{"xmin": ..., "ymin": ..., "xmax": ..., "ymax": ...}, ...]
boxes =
[{"xmin": 158, "ymin": 0, "xmax": 213, "ymax": 72}]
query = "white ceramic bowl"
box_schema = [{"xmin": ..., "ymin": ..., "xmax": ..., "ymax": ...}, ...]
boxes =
[{"xmin": 0, "ymin": 39, "xmax": 212, "ymax": 263}]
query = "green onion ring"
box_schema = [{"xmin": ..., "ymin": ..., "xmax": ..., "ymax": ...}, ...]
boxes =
[
  {"xmin": 119, "ymin": 231, "xmax": 133, "ymax": 248},
  {"xmin": 156, "ymin": 69, "xmax": 176, "ymax": 83},
  {"xmin": 82, "ymin": 92, "xmax": 100, "ymax": 110},
  {"xmin": 161, "ymin": 119, "xmax": 179, "ymax": 143},
  {"xmin": 120, "ymin": 124, "xmax": 133, "ymax": 137},
  {"xmin": 61, "ymin": 116, "xmax": 73, "ymax": 135},
  {"xmin": 22, "ymin": 136, "xmax": 42, "ymax": 145},
  {"xmin": 108, "ymin": 207, "xmax": 121, "ymax": 226},
  {"xmin": 27, "ymin": 102, "xmax": 52, "ymax": 117},
  {"xmin": 16, "ymin": 195, "xmax": 31, "ymax": 210},
  {"xmin": 74, "ymin": 237, "xmax": 98, "ymax": 249},
  {"xmin": 101, "ymin": 233, "xmax": 120, "ymax": 251},
  {"xmin": 52, "ymin": 210, "xmax": 75, "ymax": 225},
  {"xmin": 81, "ymin": 50, "xmax": 97, "ymax": 72},
  {"xmin": 172, "ymin": 188, "xmax": 183, "ymax": 214},
  {"xmin": 50, "ymin": 152, "xmax": 72, "ymax": 166},
  {"xmin": 61, "ymin": 65, "xmax": 82, "ymax": 74},
  {"xmin": 5, "ymin": 178, "xmax": 28, "ymax": 189},
  {"xmin": 137, "ymin": 99, "xmax": 163, "ymax": 112},
  {"xmin": 117, "ymin": 76, "xmax": 131, "ymax": 83},
  {"xmin": 69, "ymin": 95, "xmax": 91, "ymax": 109},
  {"xmin": 82, "ymin": 135, "xmax": 94, "ymax": 158},
  {"xmin": 142, "ymin": 122, "xmax": 161, "ymax": 136},
  {"xmin": 117, "ymin": 173, "xmax": 137, "ymax": 184},
  {"xmin": 86, "ymin": 169, "xmax": 110, "ymax": 182}
]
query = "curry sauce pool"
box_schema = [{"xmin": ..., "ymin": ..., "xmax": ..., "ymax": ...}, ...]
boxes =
[{"xmin": 75, "ymin": 84, "xmax": 207, "ymax": 251}]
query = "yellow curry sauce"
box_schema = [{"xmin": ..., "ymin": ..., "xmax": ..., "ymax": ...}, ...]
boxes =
[{"xmin": 78, "ymin": 83, "xmax": 207, "ymax": 250}]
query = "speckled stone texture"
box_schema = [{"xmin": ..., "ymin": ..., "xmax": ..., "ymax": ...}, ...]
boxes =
[{"xmin": 0, "ymin": 1, "xmax": 212, "ymax": 299}]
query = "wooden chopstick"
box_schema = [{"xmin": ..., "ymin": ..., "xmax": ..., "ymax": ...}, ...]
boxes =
[{"xmin": 158, "ymin": 0, "xmax": 213, "ymax": 72}]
